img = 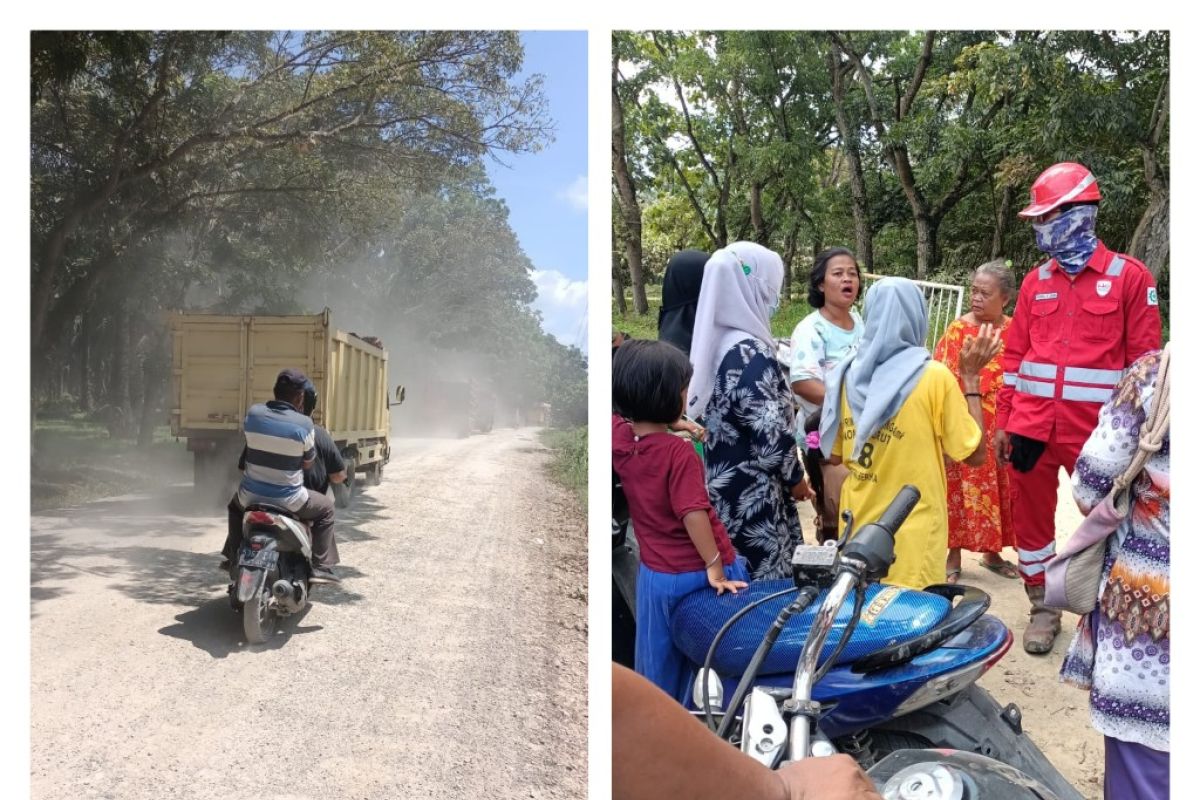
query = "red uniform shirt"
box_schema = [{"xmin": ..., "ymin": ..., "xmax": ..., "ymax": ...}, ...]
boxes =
[
  {"xmin": 611, "ymin": 415, "xmax": 736, "ymax": 574},
  {"xmin": 997, "ymin": 242, "xmax": 1161, "ymax": 444}
]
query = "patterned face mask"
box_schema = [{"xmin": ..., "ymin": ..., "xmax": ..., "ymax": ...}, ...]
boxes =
[{"xmin": 1032, "ymin": 204, "xmax": 1099, "ymax": 274}]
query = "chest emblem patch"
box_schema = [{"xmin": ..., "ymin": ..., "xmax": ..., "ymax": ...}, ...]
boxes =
[{"xmin": 1096, "ymin": 280, "xmax": 1112, "ymax": 297}]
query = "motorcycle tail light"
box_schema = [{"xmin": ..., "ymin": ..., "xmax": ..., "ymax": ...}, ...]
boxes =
[{"xmin": 247, "ymin": 511, "xmax": 276, "ymax": 526}]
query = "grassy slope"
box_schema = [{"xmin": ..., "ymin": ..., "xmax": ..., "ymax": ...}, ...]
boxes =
[{"xmin": 538, "ymin": 427, "xmax": 587, "ymax": 509}]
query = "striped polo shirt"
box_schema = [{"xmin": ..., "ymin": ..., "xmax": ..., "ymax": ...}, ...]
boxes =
[{"xmin": 237, "ymin": 400, "xmax": 316, "ymax": 511}]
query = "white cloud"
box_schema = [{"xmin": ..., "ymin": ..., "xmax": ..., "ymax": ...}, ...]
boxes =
[
  {"xmin": 530, "ymin": 269, "xmax": 589, "ymax": 353},
  {"xmin": 558, "ymin": 175, "xmax": 588, "ymax": 212}
]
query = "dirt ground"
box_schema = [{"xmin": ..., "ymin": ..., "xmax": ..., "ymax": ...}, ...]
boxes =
[
  {"xmin": 30, "ymin": 428, "xmax": 587, "ymax": 800},
  {"xmin": 969, "ymin": 470, "xmax": 1103, "ymax": 800}
]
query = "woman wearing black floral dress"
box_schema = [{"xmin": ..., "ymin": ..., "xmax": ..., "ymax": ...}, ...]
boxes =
[{"xmin": 686, "ymin": 243, "xmax": 811, "ymax": 580}]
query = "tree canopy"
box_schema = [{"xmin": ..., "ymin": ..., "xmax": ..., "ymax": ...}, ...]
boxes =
[
  {"xmin": 613, "ymin": 30, "xmax": 1168, "ymax": 322},
  {"xmin": 31, "ymin": 30, "xmax": 587, "ymax": 433}
]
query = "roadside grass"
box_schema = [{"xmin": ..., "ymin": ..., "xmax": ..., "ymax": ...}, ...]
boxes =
[
  {"xmin": 31, "ymin": 414, "xmax": 192, "ymax": 512},
  {"xmin": 539, "ymin": 426, "xmax": 587, "ymax": 509}
]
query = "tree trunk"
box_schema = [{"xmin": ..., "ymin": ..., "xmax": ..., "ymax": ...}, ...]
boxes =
[
  {"xmin": 1129, "ymin": 190, "xmax": 1169, "ymax": 280},
  {"xmin": 107, "ymin": 308, "xmax": 130, "ymax": 423},
  {"xmin": 1129, "ymin": 139, "xmax": 1169, "ymax": 280},
  {"xmin": 612, "ymin": 227, "xmax": 628, "ymax": 315},
  {"xmin": 612, "ymin": 59, "xmax": 648, "ymax": 315},
  {"xmin": 126, "ymin": 312, "xmax": 141, "ymax": 418},
  {"xmin": 828, "ymin": 50, "xmax": 873, "ymax": 270},
  {"xmin": 782, "ymin": 219, "xmax": 802, "ymax": 303},
  {"xmin": 750, "ymin": 182, "xmax": 767, "ymax": 245},
  {"xmin": 137, "ymin": 338, "xmax": 168, "ymax": 448},
  {"xmin": 991, "ymin": 185, "xmax": 1015, "ymax": 260},
  {"xmin": 78, "ymin": 311, "xmax": 92, "ymax": 411},
  {"xmin": 914, "ymin": 214, "xmax": 937, "ymax": 280}
]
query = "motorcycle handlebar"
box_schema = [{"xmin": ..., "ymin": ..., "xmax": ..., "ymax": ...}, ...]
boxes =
[
  {"xmin": 874, "ymin": 485, "xmax": 921, "ymax": 537},
  {"xmin": 840, "ymin": 485, "xmax": 921, "ymax": 582}
]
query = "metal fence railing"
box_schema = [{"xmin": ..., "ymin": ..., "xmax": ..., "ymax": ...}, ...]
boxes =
[{"xmin": 860, "ymin": 273, "xmax": 965, "ymax": 351}]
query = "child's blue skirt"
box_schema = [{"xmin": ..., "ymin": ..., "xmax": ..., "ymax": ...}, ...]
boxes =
[{"xmin": 634, "ymin": 557, "xmax": 751, "ymax": 704}]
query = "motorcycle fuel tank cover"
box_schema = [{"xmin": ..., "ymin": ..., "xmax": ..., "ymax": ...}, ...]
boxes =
[{"xmin": 671, "ymin": 580, "xmax": 951, "ymax": 676}]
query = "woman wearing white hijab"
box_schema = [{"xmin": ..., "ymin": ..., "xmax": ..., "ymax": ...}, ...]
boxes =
[
  {"xmin": 688, "ymin": 242, "xmax": 811, "ymax": 581},
  {"xmin": 820, "ymin": 277, "xmax": 1000, "ymax": 589}
]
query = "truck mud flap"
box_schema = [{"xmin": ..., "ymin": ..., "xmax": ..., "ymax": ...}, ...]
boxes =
[{"xmin": 881, "ymin": 684, "xmax": 1084, "ymax": 800}]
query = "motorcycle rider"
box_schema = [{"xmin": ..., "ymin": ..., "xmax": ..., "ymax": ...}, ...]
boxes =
[
  {"xmin": 221, "ymin": 368, "xmax": 341, "ymax": 584},
  {"xmin": 299, "ymin": 379, "xmax": 348, "ymax": 497},
  {"xmin": 997, "ymin": 162, "xmax": 1161, "ymax": 653}
]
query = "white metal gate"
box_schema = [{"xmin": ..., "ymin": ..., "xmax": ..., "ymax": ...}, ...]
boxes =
[{"xmin": 860, "ymin": 273, "xmax": 964, "ymax": 351}]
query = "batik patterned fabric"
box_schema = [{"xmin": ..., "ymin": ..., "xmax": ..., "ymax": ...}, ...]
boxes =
[
  {"xmin": 703, "ymin": 338, "xmax": 804, "ymax": 580},
  {"xmin": 933, "ymin": 318, "xmax": 1015, "ymax": 554},
  {"xmin": 1060, "ymin": 350, "xmax": 1169, "ymax": 752},
  {"xmin": 1032, "ymin": 204, "xmax": 1099, "ymax": 272}
]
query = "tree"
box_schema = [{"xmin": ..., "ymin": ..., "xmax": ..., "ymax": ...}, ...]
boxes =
[
  {"xmin": 612, "ymin": 47, "xmax": 649, "ymax": 315},
  {"xmin": 31, "ymin": 30, "xmax": 583, "ymax": 433},
  {"xmin": 32, "ymin": 31, "xmax": 550, "ymax": 348}
]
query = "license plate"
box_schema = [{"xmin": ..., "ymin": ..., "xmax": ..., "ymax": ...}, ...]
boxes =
[{"xmin": 238, "ymin": 547, "xmax": 278, "ymax": 569}]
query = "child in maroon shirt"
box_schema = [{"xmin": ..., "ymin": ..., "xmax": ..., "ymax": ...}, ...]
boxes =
[{"xmin": 612, "ymin": 340, "xmax": 749, "ymax": 702}]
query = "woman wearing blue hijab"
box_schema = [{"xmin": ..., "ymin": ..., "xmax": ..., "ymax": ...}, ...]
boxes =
[{"xmin": 820, "ymin": 277, "xmax": 1001, "ymax": 589}]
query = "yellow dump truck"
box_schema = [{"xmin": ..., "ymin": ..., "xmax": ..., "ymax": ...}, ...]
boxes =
[{"xmin": 169, "ymin": 310, "xmax": 392, "ymax": 505}]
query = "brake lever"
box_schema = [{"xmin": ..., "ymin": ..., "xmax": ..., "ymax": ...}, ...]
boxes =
[{"xmin": 835, "ymin": 509, "xmax": 854, "ymax": 549}]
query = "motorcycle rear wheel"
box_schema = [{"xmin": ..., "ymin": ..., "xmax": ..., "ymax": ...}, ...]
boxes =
[{"xmin": 243, "ymin": 587, "xmax": 276, "ymax": 644}]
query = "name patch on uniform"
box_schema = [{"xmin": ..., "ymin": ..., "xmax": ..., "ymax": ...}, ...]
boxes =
[
  {"xmin": 1096, "ymin": 280, "xmax": 1112, "ymax": 297},
  {"xmin": 1148, "ymin": 287, "xmax": 1159, "ymax": 306},
  {"xmin": 1035, "ymin": 292, "xmax": 1058, "ymax": 301}
]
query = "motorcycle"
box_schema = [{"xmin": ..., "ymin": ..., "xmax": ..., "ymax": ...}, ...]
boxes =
[
  {"xmin": 683, "ymin": 485, "xmax": 1083, "ymax": 800},
  {"xmin": 229, "ymin": 503, "xmax": 315, "ymax": 644}
]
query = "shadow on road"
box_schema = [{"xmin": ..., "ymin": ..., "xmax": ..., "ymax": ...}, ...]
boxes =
[
  {"xmin": 36, "ymin": 485, "xmax": 228, "ymax": 526},
  {"xmin": 32, "ymin": 485, "xmax": 387, "ymax": 614},
  {"xmin": 158, "ymin": 598, "xmax": 323, "ymax": 658}
]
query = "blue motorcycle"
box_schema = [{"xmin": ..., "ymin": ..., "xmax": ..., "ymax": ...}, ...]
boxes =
[{"xmin": 673, "ymin": 486, "xmax": 1084, "ymax": 800}]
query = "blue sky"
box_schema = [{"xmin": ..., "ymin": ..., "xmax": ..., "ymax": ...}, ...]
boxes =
[{"xmin": 485, "ymin": 31, "xmax": 589, "ymax": 354}]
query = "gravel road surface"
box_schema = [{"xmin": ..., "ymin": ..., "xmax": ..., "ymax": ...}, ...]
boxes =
[{"xmin": 31, "ymin": 427, "xmax": 587, "ymax": 800}]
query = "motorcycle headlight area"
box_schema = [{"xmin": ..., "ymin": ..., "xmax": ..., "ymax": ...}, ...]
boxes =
[{"xmin": 890, "ymin": 661, "xmax": 989, "ymax": 718}]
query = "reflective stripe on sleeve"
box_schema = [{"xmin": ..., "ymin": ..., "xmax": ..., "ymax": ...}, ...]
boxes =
[
  {"xmin": 1016, "ymin": 378, "xmax": 1055, "ymax": 398},
  {"xmin": 1003, "ymin": 373, "xmax": 1017, "ymax": 386},
  {"xmin": 1019, "ymin": 360, "xmax": 1058, "ymax": 380}
]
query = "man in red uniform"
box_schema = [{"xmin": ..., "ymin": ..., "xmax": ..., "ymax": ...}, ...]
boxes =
[{"xmin": 996, "ymin": 162, "xmax": 1161, "ymax": 654}]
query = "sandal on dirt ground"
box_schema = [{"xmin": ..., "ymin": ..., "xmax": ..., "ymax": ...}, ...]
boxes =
[
  {"xmin": 945, "ymin": 568, "xmax": 961, "ymax": 585},
  {"xmin": 979, "ymin": 557, "xmax": 1019, "ymax": 579}
]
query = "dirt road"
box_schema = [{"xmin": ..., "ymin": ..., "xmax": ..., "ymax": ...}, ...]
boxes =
[
  {"xmin": 31, "ymin": 428, "xmax": 587, "ymax": 800},
  {"xmin": 973, "ymin": 470, "xmax": 1102, "ymax": 799}
]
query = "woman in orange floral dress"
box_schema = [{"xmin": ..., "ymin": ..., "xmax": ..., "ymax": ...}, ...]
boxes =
[{"xmin": 934, "ymin": 259, "xmax": 1018, "ymax": 582}]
